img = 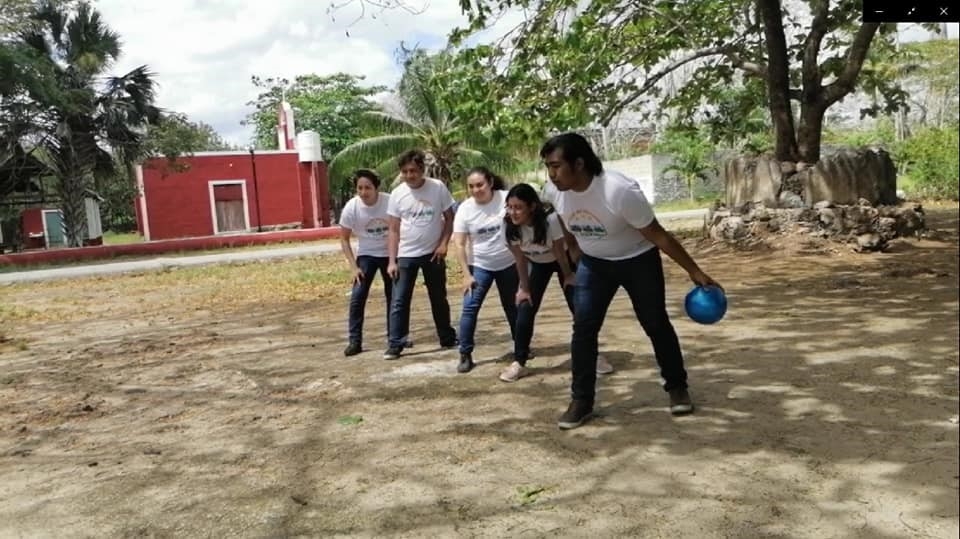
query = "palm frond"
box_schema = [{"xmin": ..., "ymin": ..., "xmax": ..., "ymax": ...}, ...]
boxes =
[
  {"xmin": 328, "ymin": 133, "xmax": 422, "ymax": 191},
  {"xmin": 362, "ymin": 110, "xmax": 421, "ymax": 136}
]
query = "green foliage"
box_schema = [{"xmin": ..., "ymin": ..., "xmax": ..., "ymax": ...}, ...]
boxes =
[
  {"xmin": 242, "ymin": 73, "xmax": 386, "ymax": 156},
  {"xmin": 453, "ymin": 0, "xmax": 923, "ymax": 162},
  {"xmin": 896, "ymin": 124, "xmax": 959, "ymax": 199},
  {"xmin": 328, "ymin": 49, "xmax": 520, "ymax": 201},
  {"xmin": 650, "ymin": 124, "xmax": 718, "ymax": 202},
  {"xmin": 0, "ymin": 0, "xmax": 76, "ymax": 34},
  {"xmin": 702, "ymin": 79, "xmax": 772, "ymax": 154},
  {"xmin": 145, "ymin": 112, "xmax": 235, "ymax": 173},
  {"xmin": 822, "ymin": 118, "xmax": 896, "ymax": 148},
  {"xmin": 9, "ymin": 0, "xmax": 160, "ymax": 247}
]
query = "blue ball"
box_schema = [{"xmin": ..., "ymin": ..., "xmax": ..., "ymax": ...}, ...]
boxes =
[{"xmin": 684, "ymin": 285, "xmax": 727, "ymax": 325}]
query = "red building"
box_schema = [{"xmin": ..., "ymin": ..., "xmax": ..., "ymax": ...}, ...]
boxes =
[{"xmin": 135, "ymin": 147, "xmax": 330, "ymax": 241}]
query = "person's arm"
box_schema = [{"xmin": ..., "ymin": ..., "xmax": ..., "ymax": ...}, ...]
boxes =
[
  {"xmin": 556, "ymin": 215, "xmax": 582, "ymax": 264},
  {"xmin": 453, "ymin": 231, "xmax": 474, "ymax": 293},
  {"xmin": 386, "ymin": 215, "xmax": 401, "ymax": 279},
  {"xmin": 508, "ymin": 243, "xmax": 533, "ymax": 304},
  {"xmin": 339, "ymin": 226, "xmax": 363, "ymax": 284},
  {"xmin": 638, "ymin": 219, "xmax": 720, "ymax": 288},
  {"xmin": 434, "ymin": 206, "xmax": 454, "ymax": 261},
  {"xmin": 619, "ymin": 181, "xmax": 721, "ymax": 289}
]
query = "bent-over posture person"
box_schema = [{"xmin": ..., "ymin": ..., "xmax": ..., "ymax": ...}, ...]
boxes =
[
  {"xmin": 501, "ymin": 183, "xmax": 614, "ymax": 382},
  {"xmin": 452, "ymin": 167, "xmax": 518, "ymax": 374},
  {"xmin": 541, "ymin": 133, "xmax": 722, "ymax": 430}
]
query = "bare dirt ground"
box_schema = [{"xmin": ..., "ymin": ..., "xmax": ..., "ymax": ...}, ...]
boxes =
[{"xmin": 1, "ymin": 205, "xmax": 958, "ymax": 539}]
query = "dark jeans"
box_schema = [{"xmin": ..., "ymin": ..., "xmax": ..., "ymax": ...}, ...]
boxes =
[
  {"xmin": 571, "ymin": 248, "xmax": 687, "ymax": 402},
  {"xmin": 388, "ymin": 254, "xmax": 457, "ymax": 348},
  {"xmin": 348, "ymin": 255, "xmax": 392, "ymax": 346},
  {"xmin": 514, "ymin": 258, "xmax": 576, "ymax": 364},
  {"xmin": 459, "ymin": 265, "xmax": 519, "ymax": 355}
]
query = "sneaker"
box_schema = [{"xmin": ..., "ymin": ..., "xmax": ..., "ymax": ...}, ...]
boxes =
[
  {"xmin": 343, "ymin": 342, "xmax": 362, "ymax": 357},
  {"xmin": 668, "ymin": 388, "xmax": 694, "ymax": 415},
  {"xmin": 557, "ymin": 399, "xmax": 594, "ymax": 430},
  {"xmin": 596, "ymin": 355, "xmax": 614, "ymax": 375},
  {"xmin": 499, "ymin": 361, "xmax": 530, "ymax": 382},
  {"xmin": 440, "ymin": 338, "xmax": 459, "ymax": 349},
  {"xmin": 457, "ymin": 353, "xmax": 474, "ymax": 373},
  {"xmin": 383, "ymin": 347, "xmax": 402, "ymax": 360}
]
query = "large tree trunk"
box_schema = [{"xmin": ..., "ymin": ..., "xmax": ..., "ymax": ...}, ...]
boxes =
[
  {"xmin": 59, "ymin": 174, "xmax": 87, "ymax": 247},
  {"xmin": 796, "ymin": 103, "xmax": 826, "ymax": 163},
  {"xmin": 757, "ymin": 0, "xmax": 799, "ymax": 162}
]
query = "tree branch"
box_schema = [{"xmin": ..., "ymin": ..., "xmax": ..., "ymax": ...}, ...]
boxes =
[
  {"xmin": 726, "ymin": 53, "xmax": 767, "ymax": 78},
  {"xmin": 801, "ymin": 0, "xmax": 830, "ymax": 100},
  {"xmin": 822, "ymin": 23, "xmax": 880, "ymax": 105},
  {"xmin": 598, "ymin": 46, "xmax": 731, "ymax": 126}
]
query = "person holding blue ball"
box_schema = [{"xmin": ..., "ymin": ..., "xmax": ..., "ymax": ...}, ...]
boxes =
[{"xmin": 540, "ymin": 132, "xmax": 722, "ymax": 430}]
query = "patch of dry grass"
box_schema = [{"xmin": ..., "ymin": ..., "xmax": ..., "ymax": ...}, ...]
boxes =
[{"xmin": 0, "ymin": 253, "xmax": 473, "ymax": 326}]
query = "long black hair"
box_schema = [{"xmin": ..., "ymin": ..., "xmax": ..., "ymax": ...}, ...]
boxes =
[
  {"xmin": 504, "ymin": 183, "xmax": 551, "ymax": 245},
  {"xmin": 466, "ymin": 166, "xmax": 507, "ymax": 191},
  {"xmin": 539, "ymin": 132, "xmax": 604, "ymax": 176}
]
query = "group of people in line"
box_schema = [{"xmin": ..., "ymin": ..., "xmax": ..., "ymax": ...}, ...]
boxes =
[{"xmin": 338, "ymin": 132, "xmax": 721, "ymax": 430}]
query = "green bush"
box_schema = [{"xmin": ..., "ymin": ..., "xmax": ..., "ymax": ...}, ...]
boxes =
[{"xmin": 895, "ymin": 124, "xmax": 959, "ymax": 199}]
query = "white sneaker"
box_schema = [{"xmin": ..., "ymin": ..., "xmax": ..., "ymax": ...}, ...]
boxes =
[
  {"xmin": 499, "ymin": 361, "xmax": 530, "ymax": 382},
  {"xmin": 596, "ymin": 355, "xmax": 614, "ymax": 375}
]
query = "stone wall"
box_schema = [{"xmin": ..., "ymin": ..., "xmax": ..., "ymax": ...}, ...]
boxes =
[
  {"xmin": 711, "ymin": 148, "xmax": 922, "ymax": 252},
  {"xmin": 723, "ymin": 148, "xmax": 898, "ymax": 209}
]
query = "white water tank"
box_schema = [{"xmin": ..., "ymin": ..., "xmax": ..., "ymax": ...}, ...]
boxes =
[{"xmin": 297, "ymin": 131, "xmax": 322, "ymax": 162}]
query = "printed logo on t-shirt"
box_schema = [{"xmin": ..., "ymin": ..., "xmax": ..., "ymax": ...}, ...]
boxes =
[
  {"xmin": 364, "ymin": 218, "xmax": 389, "ymax": 238},
  {"xmin": 475, "ymin": 216, "xmax": 501, "ymax": 240},
  {"xmin": 406, "ymin": 199, "xmax": 436, "ymax": 227},
  {"xmin": 566, "ymin": 209, "xmax": 607, "ymax": 239}
]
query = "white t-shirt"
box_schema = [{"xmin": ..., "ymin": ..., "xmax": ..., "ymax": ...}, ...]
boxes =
[
  {"xmin": 453, "ymin": 190, "xmax": 514, "ymax": 271},
  {"xmin": 551, "ymin": 170, "xmax": 656, "ymax": 261},
  {"xmin": 508, "ymin": 212, "xmax": 565, "ymax": 264},
  {"xmin": 339, "ymin": 193, "xmax": 391, "ymax": 258},
  {"xmin": 387, "ymin": 177, "xmax": 456, "ymax": 258},
  {"xmin": 540, "ymin": 180, "xmax": 558, "ymax": 206}
]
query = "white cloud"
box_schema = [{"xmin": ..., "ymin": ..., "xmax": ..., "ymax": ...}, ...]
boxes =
[
  {"xmin": 95, "ymin": 0, "xmax": 477, "ymax": 146},
  {"xmin": 92, "ymin": 1, "xmax": 958, "ymax": 147}
]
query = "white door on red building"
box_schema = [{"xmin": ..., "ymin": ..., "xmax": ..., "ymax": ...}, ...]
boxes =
[{"xmin": 209, "ymin": 181, "xmax": 249, "ymax": 234}]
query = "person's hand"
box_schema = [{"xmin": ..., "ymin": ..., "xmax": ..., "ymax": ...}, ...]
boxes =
[
  {"xmin": 387, "ymin": 262, "xmax": 398, "ymax": 280},
  {"xmin": 515, "ymin": 288, "xmax": 531, "ymax": 305},
  {"xmin": 562, "ymin": 272, "xmax": 576, "ymax": 289},
  {"xmin": 568, "ymin": 244, "xmax": 582, "ymax": 264},
  {"xmin": 431, "ymin": 243, "xmax": 448, "ymax": 262},
  {"xmin": 462, "ymin": 276, "xmax": 476, "ymax": 296},
  {"xmin": 351, "ymin": 267, "xmax": 364, "ymax": 286},
  {"xmin": 689, "ymin": 269, "xmax": 722, "ymax": 291}
]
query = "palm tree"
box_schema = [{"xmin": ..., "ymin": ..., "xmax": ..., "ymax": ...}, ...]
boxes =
[
  {"xmin": 327, "ymin": 51, "xmax": 517, "ymax": 201},
  {"xmin": 17, "ymin": 1, "xmax": 159, "ymax": 247}
]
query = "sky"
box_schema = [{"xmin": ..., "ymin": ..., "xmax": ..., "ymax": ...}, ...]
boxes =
[
  {"xmin": 93, "ymin": 1, "xmax": 958, "ymax": 147},
  {"xmin": 95, "ymin": 0, "xmax": 513, "ymax": 147}
]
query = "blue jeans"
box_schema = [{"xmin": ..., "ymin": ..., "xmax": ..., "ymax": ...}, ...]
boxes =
[
  {"xmin": 388, "ymin": 255, "xmax": 457, "ymax": 348},
  {"xmin": 348, "ymin": 255, "xmax": 392, "ymax": 346},
  {"xmin": 514, "ymin": 258, "xmax": 576, "ymax": 364},
  {"xmin": 459, "ymin": 265, "xmax": 519, "ymax": 355},
  {"xmin": 571, "ymin": 249, "xmax": 687, "ymax": 402}
]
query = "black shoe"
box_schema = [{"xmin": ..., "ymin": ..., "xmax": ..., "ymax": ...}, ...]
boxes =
[
  {"xmin": 383, "ymin": 347, "xmax": 402, "ymax": 360},
  {"xmin": 343, "ymin": 342, "xmax": 362, "ymax": 357},
  {"xmin": 457, "ymin": 353, "xmax": 474, "ymax": 373},
  {"xmin": 440, "ymin": 337, "xmax": 459, "ymax": 349},
  {"xmin": 668, "ymin": 387, "xmax": 694, "ymax": 415},
  {"xmin": 557, "ymin": 399, "xmax": 594, "ymax": 430}
]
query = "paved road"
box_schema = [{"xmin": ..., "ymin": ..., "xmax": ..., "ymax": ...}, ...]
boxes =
[
  {"xmin": 0, "ymin": 209, "xmax": 708, "ymax": 284},
  {"xmin": 0, "ymin": 244, "xmax": 343, "ymax": 284}
]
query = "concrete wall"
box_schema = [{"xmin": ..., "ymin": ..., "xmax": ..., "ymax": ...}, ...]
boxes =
[{"xmin": 519, "ymin": 154, "xmax": 673, "ymax": 203}]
